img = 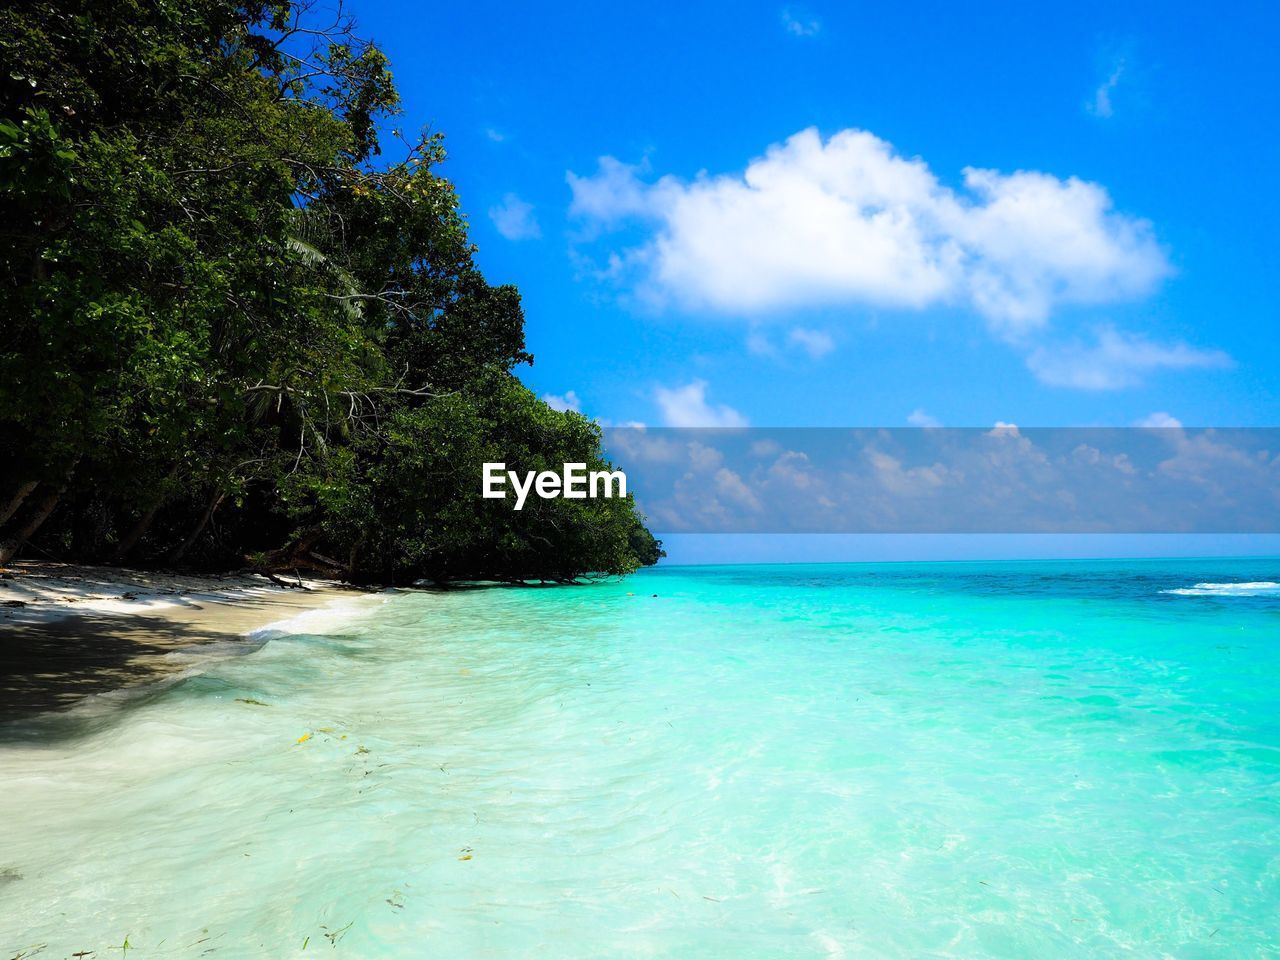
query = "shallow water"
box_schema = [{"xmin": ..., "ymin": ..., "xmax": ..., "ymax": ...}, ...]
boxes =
[{"xmin": 2, "ymin": 559, "xmax": 1279, "ymax": 958}]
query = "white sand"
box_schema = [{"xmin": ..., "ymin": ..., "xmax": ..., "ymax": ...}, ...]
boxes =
[
  {"xmin": 0, "ymin": 562, "xmax": 379, "ymax": 720},
  {"xmin": 0, "ymin": 561, "xmax": 343, "ymax": 626}
]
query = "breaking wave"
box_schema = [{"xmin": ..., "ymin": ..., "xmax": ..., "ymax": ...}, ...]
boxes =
[{"xmin": 1162, "ymin": 581, "xmax": 1280, "ymax": 596}]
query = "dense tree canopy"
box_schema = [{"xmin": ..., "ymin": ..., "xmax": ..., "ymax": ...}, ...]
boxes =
[{"xmin": 0, "ymin": 0, "xmax": 662, "ymax": 582}]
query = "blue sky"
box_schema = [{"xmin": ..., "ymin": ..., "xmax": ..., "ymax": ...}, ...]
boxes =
[{"xmin": 352, "ymin": 0, "xmax": 1279, "ymax": 559}]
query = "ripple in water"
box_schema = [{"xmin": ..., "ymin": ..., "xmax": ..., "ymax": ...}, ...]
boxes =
[{"xmin": 2, "ymin": 559, "xmax": 1279, "ymax": 958}]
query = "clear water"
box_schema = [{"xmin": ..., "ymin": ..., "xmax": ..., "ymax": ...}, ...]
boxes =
[{"xmin": 3, "ymin": 559, "xmax": 1279, "ymax": 958}]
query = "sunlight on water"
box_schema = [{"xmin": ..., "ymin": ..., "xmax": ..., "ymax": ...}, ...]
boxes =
[{"xmin": 2, "ymin": 559, "xmax": 1279, "ymax": 958}]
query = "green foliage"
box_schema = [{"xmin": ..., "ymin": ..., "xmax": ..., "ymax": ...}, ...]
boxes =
[
  {"xmin": 308, "ymin": 375, "xmax": 658, "ymax": 583},
  {"xmin": 0, "ymin": 0, "xmax": 661, "ymax": 580}
]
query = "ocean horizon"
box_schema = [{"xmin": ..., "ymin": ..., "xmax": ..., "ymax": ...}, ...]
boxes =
[{"xmin": 3, "ymin": 557, "xmax": 1279, "ymax": 957}]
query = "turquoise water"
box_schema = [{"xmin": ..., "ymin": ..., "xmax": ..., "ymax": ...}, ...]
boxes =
[{"xmin": 2, "ymin": 559, "xmax": 1279, "ymax": 958}]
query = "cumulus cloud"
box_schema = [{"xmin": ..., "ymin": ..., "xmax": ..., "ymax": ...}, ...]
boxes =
[
  {"xmin": 907, "ymin": 408, "xmax": 942, "ymax": 428},
  {"xmin": 567, "ymin": 127, "xmax": 1170, "ymax": 335},
  {"xmin": 1088, "ymin": 59, "xmax": 1125, "ymax": 119},
  {"xmin": 1135, "ymin": 411, "xmax": 1182, "ymax": 429},
  {"xmin": 542, "ymin": 390, "xmax": 581, "ymax": 412},
  {"xmin": 787, "ymin": 327, "xmax": 835, "ymax": 359},
  {"xmin": 601, "ymin": 426, "xmax": 1280, "ymax": 533},
  {"xmin": 1026, "ymin": 327, "xmax": 1231, "ymax": 390},
  {"xmin": 714, "ymin": 467, "xmax": 763, "ymax": 512},
  {"xmin": 489, "ymin": 193, "xmax": 541, "ymax": 241},
  {"xmin": 781, "ymin": 6, "xmax": 822, "ymax": 37},
  {"xmin": 567, "ymin": 157, "xmax": 653, "ymax": 227},
  {"xmin": 866, "ymin": 448, "xmax": 959, "ymax": 496},
  {"xmin": 654, "ymin": 380, "xmax": 749, "ymax": 427},
  {"xmin": 746, "ymin": 326, "xmax": 834, "ymax": 360}
]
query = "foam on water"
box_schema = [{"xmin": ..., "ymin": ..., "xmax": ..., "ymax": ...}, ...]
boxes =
[
  {"xmin": 1161, "ymin": 581, "xmax": 1280, "ymax": 596},
  {"xmin": 2, "ymin": 559, "xmax": 1279, "ymax": 958}
]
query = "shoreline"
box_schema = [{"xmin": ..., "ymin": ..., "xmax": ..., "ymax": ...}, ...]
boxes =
[{"xmin": 0, "ymin": 562, "xmax": 375, "ymax": 724}]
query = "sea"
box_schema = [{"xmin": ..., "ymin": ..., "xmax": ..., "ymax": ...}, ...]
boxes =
[{"xmin": 2, "ymin": 558, "xmax": 1278, "ymax": 958}]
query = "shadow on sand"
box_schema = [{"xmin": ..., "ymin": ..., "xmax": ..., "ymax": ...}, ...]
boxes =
[{"xmin": 0, "ymin": 591, "xmax": 326, "ymax": 727}]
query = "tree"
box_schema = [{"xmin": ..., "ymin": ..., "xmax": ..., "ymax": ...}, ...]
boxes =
[{"xmin": 0, "ymin": 0, "xmax": 662, "ymax": 579}]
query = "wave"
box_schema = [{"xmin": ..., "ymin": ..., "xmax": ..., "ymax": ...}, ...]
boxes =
[{"xmin": 1162, "ymin": 581, "xmax": 1280, "ymax": 597}]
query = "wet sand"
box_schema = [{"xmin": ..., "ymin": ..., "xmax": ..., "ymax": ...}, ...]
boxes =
[{"xmin": 0, "ymin": 563, "xmax": 365, "ymax": 723}]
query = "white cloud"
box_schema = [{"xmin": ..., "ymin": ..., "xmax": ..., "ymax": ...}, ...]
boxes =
[
  {"xmin": 715, "ymin": 467, "xmax": 763, "ymax": 511},
  {"xmin": 489, "ymin": 193, "xmax": 541, "ymax": 241},
  {"xmin": 654, "ymin": 380, "xmax": 749, "ymax": 427},
  {"xmin": 787, "ymin": 327, "xmax": 835, "ymax": 359},
  {"xmin": 781, "ymin": 6, "xmax": 822, "ymax": 37},
  {"xmin": 866, "ymin": 448, "xmax": 959, "ymax": 496},
  {"xmin": 907, "ymin": 408, "xmax": 942, "ymax": 428},
  {"xmin": 1088, "ymin": 59, "xmax": 1125, "ymax": 119},
  {"xmin": 746, "ymin": 327, "xmax": 834, "ymax": 360},
  {"xmin": 1027, "ymin": 327, "xmax": 1231, "ymax": 390},
  {"xmin": 568, "ymin": 127, "xmax": 1170, "ymax": 335},
  {"xmin": 484, "ymin": 127, "xmax": 506, "ymax": 143},
  {"xmin": 542, "ymin": 390, "xmax": 581, "ymax": 413},
  {"xmin": 687, "ymin": 440, "xmax": 724, "ymax": 472},
  {"xmin": 566, "ymin": 157, "xmax": 653, "ymax": 227},
  {"xmin": 1135, "ymin": 411, "xmax": 1183, "ymax": 429},
  {"xmin": 610, "ymin": 426, "xmax": 1279, "ymax": 534},
  {"xmin": 746, "ymin": 329, "xmax": 777, "ymax": 357}
]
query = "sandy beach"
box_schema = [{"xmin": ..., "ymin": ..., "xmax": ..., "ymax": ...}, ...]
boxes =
[{"xmin": 0, "ymin": 562, "xmax": 368, "ymax": 723}]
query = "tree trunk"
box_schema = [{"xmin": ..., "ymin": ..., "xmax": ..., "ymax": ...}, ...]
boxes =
[
  {"xmin": 0, "ymin": 484, "xmax": 65, "ymax": 564},
  {"xmin": 0, "ymin": 457, "xmax": 77, "ymax": 565},
  {"xmin": 113, "ymin": 499, "xmax": 165, "ymax": 563},
  {"xmin": 256, "ymin": 526, "xmax": 324, "ymax": 571},
  {"xmin": 0, "ymin": 480, "xmax": 39, "ymax": 528},
  {"xmin": 168, "ymin": 491, "xmax": 225, "ymax": 564},
  {"xmin": 114, "ymin": 465, "xmax": 180, "ymax": 562}
]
